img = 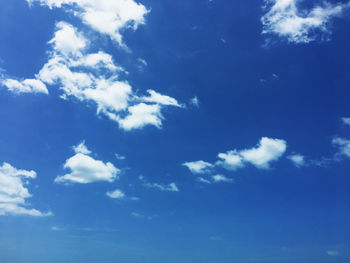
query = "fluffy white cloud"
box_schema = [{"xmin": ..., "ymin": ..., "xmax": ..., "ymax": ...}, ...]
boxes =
[
  {"xmin": 55, "ymin": 142, "xmax": 119, "ymax": 184},
  {"xmin": 106, "ymin": 189, "xmax": 125, "ymax": 199},
  {"xmin": 27, "ymin": 0, "xmax": 149, "ymax": 46},
  {"xmin": 116, "ymin": 103, "xmax": 163, "ymax": 131},
  {"xmin": 332, "ymin": 137, "xmax": 350, "ymax": 158},
  {"xmin": 1, "ymin": 78, "xmax": 48, "ymax": 94},
  {"xmin": 261, "ymin": 0, "xmax": 348, "ymax": 43},
  {"xmin": 182, "ymin": 160, "xmax": 214, "ymax": 174},
  {"xmin": 216, "ymin": 150, "xmax": 244, "ymax": 171},
  {"xmin": 29, "ymin": 22, "xmax": 181, "ymax": 131},
  {"xmin": 342, "ymin": 117, "xmax": 350, "ymax": 126},
  {"xmin": 197, "ymin": 177, "xmax": 211, "ymax": 184},
  {"xmin": 0, "ymin": 162, "xmax": 52, "ymax": 216},
  {"xmin": 217, "ymin": 137, "xmax": 287, "ymax": 170},
  {"xmin": 49, "ymin": 21, "xmax": 87, "ymax": 56},
  {"xmin": 287, "ymin": 154, "xmax": 305, "ymax": 167},
  {"xmin": 212, "ymin": 174, "xmax": 233, "ymax": 183},
  {"xmin": 240, "ymin": 137, "xmax": 287, "ymax": 168}
]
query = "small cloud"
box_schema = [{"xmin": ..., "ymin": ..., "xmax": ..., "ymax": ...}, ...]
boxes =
[
  {"xmin": 182, "ymin": 160, "xmax": 214, "ymax": 174},
  {"xmin": 115, "ymin": 153, "xmax": 126, "ymax": 160},
  {"xmin": 106, "ymin": 189, "xmax": 126, "ymax": 199},
  {"xmin": 210, "ymin": 235, "xmax": 223, "ymax": 241},
  {"xmin": 190, "ymin": 96, "xmax": 199, "ymax": 107},
  {"xmin": 212, "ymin": 174, "xmax": 233, "ymax": 183},
  {"xmin": 72, "ymin": 141, "xmax": 91, "ymax": 155},
  {"xmin": 129, "ymin": 197, "xmax": 140, "ymax": 201},
  {"xmin": 342, "ymin": 117, "xmax": 350, "ymax": 126},
  {"xmin": 140, "ymin": 176, "xmax": 179, "ymax": 192},
  {"xmin": 287, "ymin": 154, "xmax": 305, "ymax": 168},
  {"xmin": 197, "ymin": 177, "xmax": 211, "ymax": 184},
  {"xmin": 51, "ymin": 226, "xmax": 63, "ymax": 231},
  {"xmin": 332, "ymin": 137, "xmax": 350, "ymax": 159},
  {"xmin": 327, "ymin": 250, "xmax": 340, "ymax": 256},
  {"xmin": 55, "ymin": 142, "xmax": 120, "ymax": 184}
]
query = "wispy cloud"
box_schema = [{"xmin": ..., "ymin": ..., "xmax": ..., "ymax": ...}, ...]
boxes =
[
  {"xmin": 106, "ymin": 189, "xmax": 126, "ymax": 199},
  {"xmin": 182, "ymin": 160, "xmax": 214, "ymax": 174},
  {"xmin": 139, "ymin": 176, "xmax": 179, "ymax": 192},
  {"xmin": 262, "ymin": 0, "xmax": 349, "ymax": 43},
  {"xmin": 287, "ymin": 153, "xmax": 305, "ymax": 167}
]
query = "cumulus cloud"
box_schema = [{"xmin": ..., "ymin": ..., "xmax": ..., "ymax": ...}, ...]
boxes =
[
  {"xmin": 212, "ymin": 174, "xmax": 233, "ymax": 183},
  {"xmin": 106, "ymin": 189, "xmax": 126, "ymax": 199},
  {"xmin": 332, "ymin": 137, "xmax": 350, "ymax": 158},
  {"xmin": 217, "ymin": 137, "xmax": 287, "ymax": 170},
  {"xmin": 1, "ymin": 78, "xmax": 48, "ymax": 94},
  {"xmin": 239, "ymin": 137, "xmax": 287, "ymax": 168},
  {"xmin": 55, "ymin": 142, "xmax": 119, "ymax": 184},
  {"xmin": 261, "ymin": 0, "xmax": 348, "ymax": 43},
  {"xmin": 8, "ymin": 21, "xmax": 181, "ymax": 130},
  {"xmin": 0, "ymin": 162, "xmax": 52, "ymax": 216},
  {"xmin": 27, "ymin": 0, "xmax": 149, "ymax": 46},
  {"xmin": 72, "ymin": 141, "xmax": 91, "ymax": 154},
  {"xmin": 182, "ymin": 160, "xmax": 214, "ymax": 174},
  {"xmin": 287, "ymin": 154, "xmax": 305, "ymax": 167},
  {"xmin": 190, "ymin": 96, "xmax": 199, "ymax": 107}
]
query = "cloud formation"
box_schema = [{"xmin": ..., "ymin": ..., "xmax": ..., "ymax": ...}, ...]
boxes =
[
  {"xmin": 3, "ymin": 21, "xmax": 181, "ymax": 130},
  {"xmin": 106, "ymin": 189, "xmax": 126, "ymax": 199},
  {"xmin": 139, "ymin": 176, "xmax": 179, "ymax": 192},
  {"xmin": 55, "ymin": 141, "xmax": 120, "ymax": 184},
  {"xmin": 287, "ymin": 154, "xmax": 305, "ymax": 167},
  {"xmin": 332, "ymin": 137, "xmax": 350, "ymax": 158},
  {"xmin": 262, "ymin": 0, "xmax": 348, "ymax": 43},
  {"xmin": 0, "ymin": 162, "xmax": 52, "ymax": 216},
  {"xmin": 182, "ymin": 160, "xmax": 214, "ymax": 174},
  {"xmin": 27, "ymin": 0, "xmax": 149, "ymax": 46}
]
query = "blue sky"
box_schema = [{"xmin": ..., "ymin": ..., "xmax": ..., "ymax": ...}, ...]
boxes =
[{"xmin": 0, "ymin": 0, "xmax": 350, "ymax": 262}]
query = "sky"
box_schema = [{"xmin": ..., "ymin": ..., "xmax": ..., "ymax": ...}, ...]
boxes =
[{"xmin": 0, "ymin": 0, "xmax": 350, "ymax": 262}]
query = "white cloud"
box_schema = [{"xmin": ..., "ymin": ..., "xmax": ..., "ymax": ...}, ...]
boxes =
[
  {"xmin": 51, "ymin": 226, "xmax": 63, "ymax": 231},
  {"xmin": 261, "ymin": 0, "xmax": 348, "ymax": 43},
  {"xmin": 116, "ymin": 103, "xmax": 163, "ymax": 131},
  {"xmin": 212, "ymin": 174, "xmax": 233, "ymax": 183},
  {"xmin": 287, "ymin": 153, "xmax": 305, "ymax": 167},
  {"xmin": 141, "ymin": 90, "xmax": 182, "ymax": 107},
  {"xmin": 197, "ymin": 177, "xmax": 211, "ymax": 184},
  {"xmin": 327, "ymin": 250, "xmax": 340, "ymax": 256},
  {"xmin": 216, "ymin": 150, "xmax": 244, "ymax": 171},
  {"xmin": 106, "ymin": 189, "xmax": 125, "ymax": 199},
  {"xmin": 0, "ymin": 162, "xmax": 52, "ymax": 216},
  {"xmin": 27, "ymin": 0, "xmax": 149, "ymax": 46},
  {"xmin": 217, "ymin": 137, "xmax": 287, "ymax": 170},
  {"xmin": 190, "ymin": 96, "xmax": 199, "ymax": 107},
  {"xmin": 72, "ymin": 141, "xmax": 91, "ymax": 154},
  {"xmin": 1, "ymin": 78, "xmax": 48, "ymax": 94},
  {"xmin": 182, "ymin": 160, "xmax": 214, "ymax": 174},
  {"xmin": 55, "ymin": 142, "xmax": 119, "ymax": 184},
  {"xmin": 49, "ymin": 21, "xmax": 87, "ymax": 57},
  {"xmin": 342, "ymin": 117, "xmax": 350, "ymax": 126},
  {"xmin": 332, "ymin": 137, "xmax": 350, "ymax": 158},
  {"xmin": 28, "ymin": 22, "xmax": 181, "ymax": 131},
  {"xmin": 139, "ymin": 176, "xmax": 179, "ymax": 192},
  {"xmin": 115, "ymin": 153, "xmax": 126, "ymax": 160},
  {"xmin": 240, "ymin": 137, "xmax": 287, "ymax": 168}
]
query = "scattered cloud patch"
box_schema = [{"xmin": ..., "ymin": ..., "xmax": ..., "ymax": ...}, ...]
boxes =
[
  {"xmin": 0, "ymin": 162, "xmax": 52, "ymax": 216},
  {"xmin": 1, "ymin": 78, "xmax": 48, "ymax": 94},
  {"xmin": 261, "ymin": 0, "xmax": 348, "ymax": 43},
  {"xmin": 106, "ymin": 189, "xmax": 126, "ymax": 199},
  {"xmin": 327, "ymin": 250, "xmax": 340, "ymax": 256},
  {"xmin": 342, "ymin": 117, "xmax": 350, "ymax": 126},
  {"xmin": 55, "ymin": 142, "xmax": 119, "ymax": 184},
  {"xmin": 183, "ymin": 160, "xmax": 214, "ymax": 174},
  {"xmin": 287, "ymin": 154, "xmax": 305, "ymax": 167},
  {"xmin": 27, "ymin": 0, "xmax": 149, "ymax": 46},
  {"xmin": 9, "ymin": 21, "xmax": 181, "ymax": 130},
  {"xmin": 217, "ymin": 137, "xmax": 287, "ymax": 170},
  {"xmin": 190, "ymin": 96, "xmax": 199, "ymax": 107},
  {"xmin": 332, "ymin": 137, "xmax": 350, "ymax": 158},
  {"xmin": 197, "ymin": 177, "xmax": 211, "ymax": 184},
  {"xmin": 212, "ymin": 174, "xmax": 233, "ymax": 183},
  {"xmin": 139, "ymin": 176, "xmax": 179, "ymax": 192},
  {"xmin": 51, "ymin": 226, "xmax": 63, "ymax": 231},
  {"xmin": 72, "ymin": 141, "xmax": 91, "ymax": 154},
  {"xmin": 115, "ymin": 153, "xmax": 126, "ymax": 160}
]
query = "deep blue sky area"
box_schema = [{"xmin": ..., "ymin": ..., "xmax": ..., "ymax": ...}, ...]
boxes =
[{"xmin": 0, "ymin": 0, "xmax": 350, "ymax": 262}]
